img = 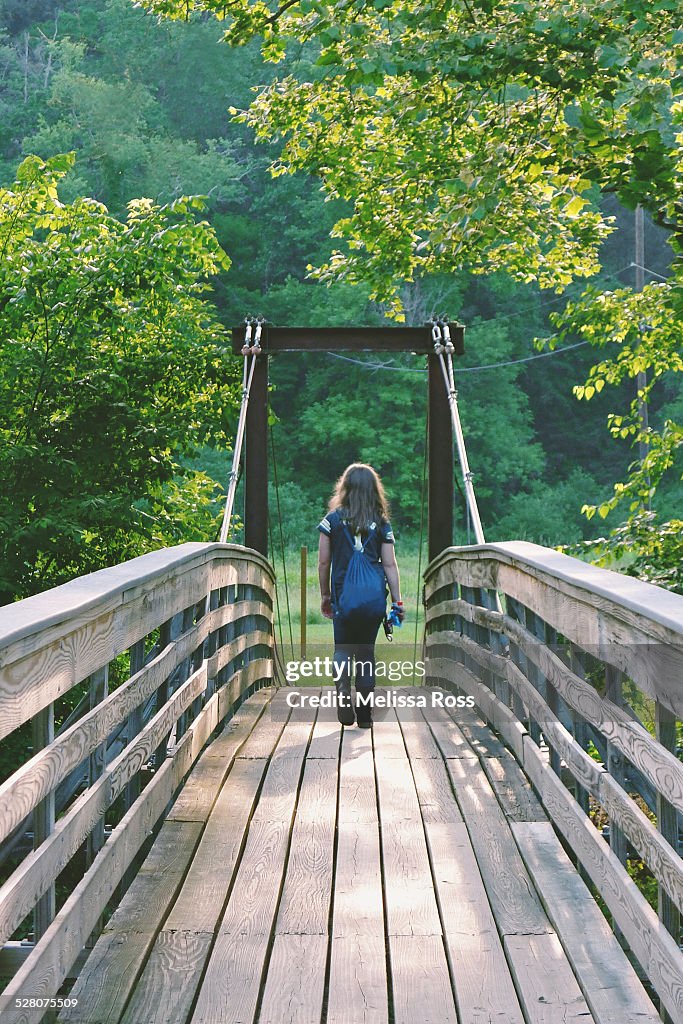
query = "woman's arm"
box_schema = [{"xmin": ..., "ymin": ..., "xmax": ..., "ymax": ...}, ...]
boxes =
[
  {"xmin": 318, "ymin": 533, "xmax": 333, "ymax": 619},
  {"xmin": 381, "ymin": 542, "xmax": 404, "ymax": 618}
]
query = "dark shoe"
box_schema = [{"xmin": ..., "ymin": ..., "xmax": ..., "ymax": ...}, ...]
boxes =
[
  {"xmin": 337, "ymin": 688, "xmax": 355, "ymax": 726},
  {"xmin": 355, "ymin": 690, "xmax": 373, "ymax": 728},
  {"xmin": 356, "ymin": 707, "xmax": 373, "ymax": 728}
]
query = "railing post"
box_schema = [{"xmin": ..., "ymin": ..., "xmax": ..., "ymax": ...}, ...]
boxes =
[
  {"xmin": 174, "ymin": 605, "xmax": 196, "ymax": 741},
  {"xmin": 300, "ymin": 545, "xmax": 307, "ymax": 659},
  {"xmin": 509, "ymin": 602, "xmax": 536, "ymax": 749},
  {"xmin": 154, "ymin": 615, "xmax": 178, "ymax": 767},
  {"xmin": 85, "ymin": 665, "xmax": 108, "ymax": 946},
  {"xmin": 477, "ymin": 587, "xmax": 508, "ymax": 704},
  {"xmin": 569, "ymin": 647, "xmax": 591, "ymax": 819},
  {"xmin": 124, "ymin": 640, "xmax": 146, "ymax": 813},
  {"xmin": 216, "ymin": 585, "xmax": 230, "ymax": 692},
  {"xmin": 543, "ymin": 625, "xmax": 563, "ymax": 777},
  {"xmin": 118, "ymin": 640, "xmax": 147, "ymax": 898},
  {"xmin": 655, "ymin": 700, "xmax": 681, "ymax": 960},
  {"xmin": 528, "ymin": 615, "xmax": 562, "ymax": 777},
  {"xmin": 189, "ymin": 600, "xmax": 207, "ymax": 724},
  {"xmin": 460, "ymin": 585, "xmax": 479, "ymax": 682},
  {"xmin": 31, "ymin": 702, "xmax": 55, "ymax": 942},
  {"xmin": 605, "ymin": 663, "xmax": 628, "ymax": 941},
  {"xmin": 451, "ymin": 579, "xmax": 463, "ymax": 639},
  {"xmin": 86, "ymin": 667, "xmax": 109, "ymax": 866},
  {"xmin": 470, "ymin": 586, "xmax": 490, "ymax": 682},
  {"xmin": 506, "ymin": 597, "xmax": 529, "ymax": 725},
  {"xmin": 205, "ymin": 590, "xmax": 220, "ymax": 702}
]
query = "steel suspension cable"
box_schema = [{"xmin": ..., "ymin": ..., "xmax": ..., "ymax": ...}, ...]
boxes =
[
  {"xmin": 431, "ymin": 319, "xmax": 505, "ymax": 619},
  {"xmin": 432, "ymin": 320, "xmax": 486, "ymax": 545},
  {"xmin": 219, "ymin": 318, "xmax": 263, "ymax": 545}
]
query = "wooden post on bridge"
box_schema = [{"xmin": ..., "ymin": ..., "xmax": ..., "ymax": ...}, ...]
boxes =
[
  {"xmin": 428, "ymin": 353, "xmax": 454, "ymax": 561},
  {"xmin": 233, "ymin": 324, "xmax": 463, "ymax": 563},
  {"xmin": 245, "ymin": 354, "xmax": 269, "ymax": 556},
  {"xmin": 656, "ymin": 696, "xmax": 680, "ymax": 1009},
  {"xmin": 32, "ymin": 703, "xmax": 55, "ymax": 942},
  {"xmin": 300, "ymin": 545, "xmax": 307, "ymax": 658}
]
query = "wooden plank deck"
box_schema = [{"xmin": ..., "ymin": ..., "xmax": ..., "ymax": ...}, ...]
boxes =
[{"xmin": 59, "ymin": 685, "xmax": 660, "ymax": 1024}]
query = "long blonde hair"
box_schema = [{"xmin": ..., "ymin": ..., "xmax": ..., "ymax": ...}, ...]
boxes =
[{"xmin": 328, "ymin": 463, "xmax": 390, "ymax": 534}]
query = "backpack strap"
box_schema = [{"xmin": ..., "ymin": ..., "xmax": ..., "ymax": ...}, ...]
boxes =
[
  {"xmin": 340, "ymin": 518, "xmax": 379, "ymax": 553},
  {"xmin": 339, "ymin": 520, "xmax": 356, "ymax": 551},
  {"xmin": 361, "ymin": 520, "xmax": 381, "ymax": 554}
]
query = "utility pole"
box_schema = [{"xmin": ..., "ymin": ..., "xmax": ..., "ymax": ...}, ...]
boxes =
[{"xmin": 634, "ymin": 205, "xmax": 650, "ymax": 507}]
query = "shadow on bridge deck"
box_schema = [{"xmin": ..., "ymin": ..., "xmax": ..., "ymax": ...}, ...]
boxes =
[{"xmin": 59, "ymin": 686, "xmax": 657, "ymax": 1024}]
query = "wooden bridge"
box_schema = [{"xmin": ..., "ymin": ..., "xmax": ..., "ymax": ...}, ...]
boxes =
[{"xmin": 0, "ymin": 541, "xmax": 682, "ymax": 1023}]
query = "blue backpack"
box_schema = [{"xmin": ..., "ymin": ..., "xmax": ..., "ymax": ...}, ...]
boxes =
[{"xmin": 336, "ymin": 521, "xmax": 387, "ymax": 620}]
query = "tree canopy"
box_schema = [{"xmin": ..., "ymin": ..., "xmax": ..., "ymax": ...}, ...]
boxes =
[
  {"xmin": 0, "ymin": 0, "xmax": 679, "ymax": 596},
  {"xmin": 137, "ymin": 0, "xmax": 682, "ymax": 577},
  {"xmin": 138, "ymin": 0, "xmax": 681, "ymax": 303},
  {"xmin": 0, "ymin": 152, "xmax": 236, "ymax": 601}
]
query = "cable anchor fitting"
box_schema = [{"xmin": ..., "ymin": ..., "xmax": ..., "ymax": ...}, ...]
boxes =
[
  {"xmin": 241, "ymin": 316, "xmax": 254, "ymax": 355},
  {"xmin": 241, "ymin": 315, "xmax": 265, "ymax": 355},
  {"xmin": 252, "ymin": 316, "xmax": 264, "ymax": 352},
  {"xmin": 430, "ymin": 319, "xmax": 444, "ymax": 353}
]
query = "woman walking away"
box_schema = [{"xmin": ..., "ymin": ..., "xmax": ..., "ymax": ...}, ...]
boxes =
[{"xmin": 318, "ymin": 463, "xmax": 404, "ymax": 728}]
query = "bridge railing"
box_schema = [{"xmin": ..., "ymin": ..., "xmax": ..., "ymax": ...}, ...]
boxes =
[
  {"xmin": 0, "ymin": 543, "xmax": 274, "ymax": 1015},
  {"xmin": 424, "ymin": 541, "xmax": 683, "ymax": 1022}
]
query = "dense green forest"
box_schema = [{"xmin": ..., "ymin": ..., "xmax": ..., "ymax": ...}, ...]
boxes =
[{"xmin": 0, "ymin": 0, "xmax": 681, "ymax": 601}]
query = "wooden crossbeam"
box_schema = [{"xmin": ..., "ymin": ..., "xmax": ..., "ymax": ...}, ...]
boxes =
[
  {"xmin": 231, "ymin": 322, "xmax": 465, "ymax": 558},
  {"xmin": 230, "ymin": 323, "xmax": 464, "ymax": 354}
]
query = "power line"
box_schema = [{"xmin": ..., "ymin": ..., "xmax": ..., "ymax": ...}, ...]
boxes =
[
  {"xmin": 319, "ymin": 263, "xmax": 649, "ymax": 376},
  {"xmin": 324, "ymin": 263, "xmax": 646, "ymax": 376},
  {"xmin": 444, "ymin": 263, "xmax": 635, "ymax": 328},
  {"xmin": 327, "ymin": 340, "xmax": 590, "ymax": 375},
  {"xmin": 451, "ymin": 340, "xmax": 590, "ymax": 372},
  {"xmin": 620, "ymin": 261, "xmax": 670, "ymax": 284}
]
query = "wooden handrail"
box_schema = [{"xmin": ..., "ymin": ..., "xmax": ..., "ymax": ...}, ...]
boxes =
[
  {"xmin": 426, "ymin": 541, "xmax": 683, "ymax": 716},
  {"xmin": 424, "ymin": 542, "xmax": 683, "ymax": 1023},
  {"xmin": 426, "ymin": 541, "xmax": 683, "ymax": 636},
  {"xmin": 0, "ymin": 543, "xmax": 275, "ymax": 1017},
  {"xmin": 0, "ymin": 543, "xmax": 274, "ymax": 739}
]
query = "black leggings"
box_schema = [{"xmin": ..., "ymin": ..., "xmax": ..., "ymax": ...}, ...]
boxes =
[{"xmin": 332, "ymin": 614, "xmax": 383, "ymax": 695}]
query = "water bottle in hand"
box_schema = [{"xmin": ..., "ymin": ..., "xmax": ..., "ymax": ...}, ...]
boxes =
[{"xmin": 387, "ymin": 602, "xmax": 404, "ymax": 628}]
